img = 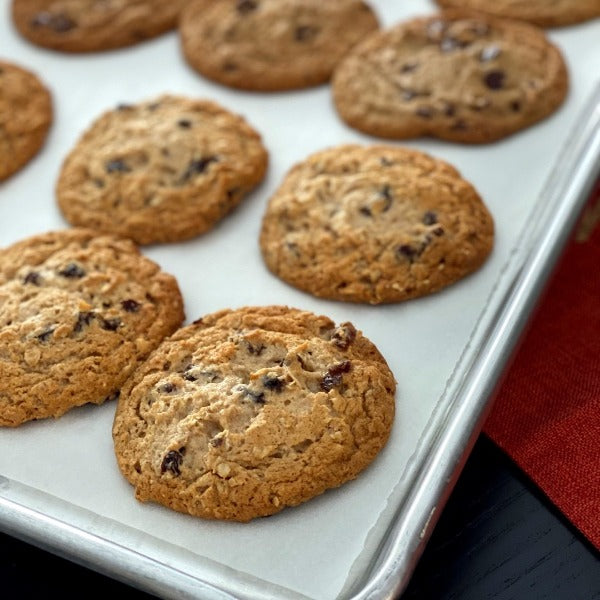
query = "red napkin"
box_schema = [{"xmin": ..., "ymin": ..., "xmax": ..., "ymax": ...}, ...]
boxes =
[{"xmin": 484, "ymin": 180, "xmax": 600, "ymax": 550}]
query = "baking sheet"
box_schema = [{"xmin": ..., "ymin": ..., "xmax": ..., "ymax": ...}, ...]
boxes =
[{"xmin": 1, "ymin": 2, "xmax": 599, "ymax": 599}]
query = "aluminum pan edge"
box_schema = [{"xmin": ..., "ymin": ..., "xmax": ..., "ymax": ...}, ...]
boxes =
[
  {"xmin": 0, "ymin": 85, "xmax": 599, "ymax": 600},
  {"xmin": 343, "ymin": 82, "xmax": 600, "ymax": 600}
]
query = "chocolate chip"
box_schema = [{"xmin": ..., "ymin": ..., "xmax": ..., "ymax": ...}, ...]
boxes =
[
  {"xmin": 58, "ymin": 263, "xmax": 86, "ymax": 278},
  {"xmin": 511, "ymin": 100, "xmax": 521, "ymax": 112},
  {"xmin": 380, "ymin": 185, "xmax": 393, "ymax": 211},
  {"xmin": 484, "ymin": 70, "xmax": 505, "ymax": 90},
  {"xmin": 433, "ymin": 226, "xmax": 445, "ymax": 236},
  {"xmin": 160, "ymin": 382, "xmax": 176, "ymax": 393},
  {"xmin": 161, "ymin": 450, "xmax": 183, "ymax": 475},
  {"xmin": 320, "ymin": 361, "xmax": 351, "ymax": 392},
  {"xmin": 416, "ymin": 106, "xmax": 433, "ymax": 119},
  {"xmin": 441, "ymin": 102, "xmax": 455, "ymax": 117},
  {"xmin": 263, "ymin": 376, "xmax": 284, "ymax": 392},
  {"xmin": 245, "ymin": 341, "xmax": 265, "ymax": 355},
  {"xmin": 177, "ymin": 119, "xmax": 192, "ymax": 128},
  {"xmin": 105, "ymin": 159, "xmax": 131, "ymax": 173},
  {"xmin": 401, "ymin": 62, "xmax": 419, "ymax": 73},
  {"xmin": 243, "ymin": 387, "xmax": 265, "ymax": 404},
  {"xmin": 480, "ymin": 46, "xmax": 501, "ymax": 62},
  {"xmin": 237, "ymin": 0, "xmax": 258, "ymax": 14},
  {"xmin": 121, "ymin": 299, "xmax": 140, "ymax": 312},
  {"xmin": 36, "ymin": 327, "xmax": 55, "ymax": 343},
  {"xmin": 359, "ymin": 206, "xmax": 372, "ymax": 217},
  {"xmin": 100, "ymin": 317, "xmax": 121, "ymax": 331},
  {"xmin": 331, "ymin": 323, "xmax": 357, "ymax": 350},
  {"xmin": 295, "ymin": 25, "xmax": 319, "ymax": 42},
  {"xmin": 31, "ymin": 12, "xmax": 75, "ymax": 32},
  {"xmin": 23, "ymin": 272, "xmax": 41, "ymax": 285},
  {"xmin": 180, "ymin": 156, "xmax": 218, "ymax": 182},
  {"xmin": 74, "ymin": 311, "xmax": 95, "ymax": 333},
  {"xmin": 423, "ymin": 211, "xmax": 438, "ymax": 225},
  {"xmin": 397, "ymin": 244, "xmax": 417, "ymax": 261}
]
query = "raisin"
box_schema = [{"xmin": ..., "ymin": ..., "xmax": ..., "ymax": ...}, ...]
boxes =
[
  {"xmin": 245, "ymin": 341, "xmax": 265, "ymax": 355},
  {"xmin": 380, "ymin": 185, "xmax": 393, "ymax": 211},
  {"xmin": 161, "ymin": 450, "xmax": 183, "ymax": 476},
  {"xmin": 401, "ymin": 62, "xmax": 418, "ymax": 73},
  {"xmin": 177, "ymin": 119, "xmax": 192, "ymax": 128},
  {"xmin": 121, "ymin": 299, "xmax": 140, "ymax": 312},
  {"xmin": 295, "ymin": 25, "xmax": 319, "ymax": 42},
  {"xmin": 359, "ymin": 206, "xmax": 372, "ymax": 217},
  {"xmin": 237, "ymin": 0, "xmax": 258, "ymax": 14},
  {"xmin": 36, "ymin": 327, "xmax": 55, "ymax": 343},
  {"xmin": 480, "ymin": 46, "xmax": 501, "ymax": 62},
  {"xmin": 510, "ymin": 100, "xmax": 521, "ymax": 112},
  {"xmin": 243, "ymin": 387, "xmax": 265, "ymax": 404},
  {"xmin": 160, "ymin": 382, "xmax": 176, "ymax": 393},
  {"xmin": 263, "ymin": 376, "xmax": 284, "ymax": 392},
  {"xmin": 100, "ymin": 317, "xmax": 121, "ymax": 331},
  {"xmin": 320, "ymin": 361, "xmax": 351, "ymax": 392},
  {"xmin": 23, "ymin": 272, "xmax": 41, "ymax": 285},
  {"xmin": 484, "ymin": 70, "xmax": 505, "ymax": 90},
  {"xmin": 105, "ymin": 159, "xmax": 131, "ymax": 173},
  {"xmin": 58, "ymin": 263, "xmax": 86, "ymax": 278},
  {"xmin": 423, "ymin": 211, "xmax": 438, "ymax": 225},
  {"xmin": 397, "ymin": 244, "xmax": 417, "ymax": 261},
  {"xmin": 180, "ymin": 156, "xmax": 218, "ymax": 182},
  {"xmin": 331, "ymin": 323, "xmax": 357, "ymax": 350},
  {"xmin": 74, "ymin": 311, "xmax": 95, "ymax": 333},
  {"xmin": 433, "ymin": 226, "xmax": 445, "ymax": 237}
]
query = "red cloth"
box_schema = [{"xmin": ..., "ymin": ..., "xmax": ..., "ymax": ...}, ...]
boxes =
[{"xmin": 484, "ymin": 181, "xmax": 600, "ymax": 550}]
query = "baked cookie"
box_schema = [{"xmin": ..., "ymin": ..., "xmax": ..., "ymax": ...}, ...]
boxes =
[
  {"xmin": 113, "ymin": 305, "xmax": 396, "ymax": 521},
  {"xmin": 56, "ymin": 95, "xmax": 268, "ymax": 245},
  {"xmin": 12, "ymin": 0, "xmax": 186, "ymax": 53},
  {"xmin": 0, "ymin": 229, "xmax": 184, "ymax": 427},
  {"xmin": 434, "ymin": 0, "xmax": 600, "ymax": 28},
  {"xmin": 259, "ymin": 145, "xmax": 494, "ymax": 304},
  {"xmin": 179, "ymin": 0, "xmax": 380, "ymax": 91},
  {"xmin": 0, "ymin": 61, "xmax": 52, "ymax": 181},
  {"xmin": 332, "ymin": 12, "xmax": 569, "ymax": 143}
]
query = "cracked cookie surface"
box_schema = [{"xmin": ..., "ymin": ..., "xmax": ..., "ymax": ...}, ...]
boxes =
[
  {"xmin": 332, "ymin": 11, "xmax": 568, "ymax": 143},
  {"xmin": 56, "ymin": 95, "xmax": 268, "ymax": 244},
  {"xmin": 12, "ymin": 0, "xmax": 186, "ymax": 52},
  {"xmin": 112, "ymin": 305, "xmax": 396, "ymax": 521},
  {"xmin": 179, "ymin": 0, "xmax": 380, "ymax": 91},
  {"xmin": 0, "ymin": 229, "xmax": 184, "ymax": 426},
  {"xmin": 259, "ymin": 145, "xmax": 494, "ymax": 304},
  {"xmin": 0, "ymin": 61, "xmax": 52, "ymax": 181},
  {"xmin": 434, "ymin": 0, "xmax": 600, "ymax": 28}
]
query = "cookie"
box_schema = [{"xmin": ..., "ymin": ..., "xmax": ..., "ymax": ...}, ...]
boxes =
[
  {"xmin": 11, "ymin": 0, "xmax": 186, "ymax": 53},
  {"xmin": 112, "ymin": 305, "xmax": 396, "ymax": 521},
  {"xmin": 179, "ymin": 0, "xmax": 380, "ymax": 91},
  {"xmin": 0, "ymin": 229, "xmax": 184, "ymax": 427},
  {"xmin": 0, "ymin": 61, "xmax": 52, "ymax": 181},
  {"xmin": 332, "ymin": 12, "xmax": 569, "ymax": 143},
  {"xmin": 434, "ymin": 0, "xmax": 600, "ymax": 28},
  {"xmin": 56, "ymin": 95, "xmax": 268, "ymax": 245},
  {"xmin": 259, "ymin": 145, "xmax": 494, "ymax": 304}
]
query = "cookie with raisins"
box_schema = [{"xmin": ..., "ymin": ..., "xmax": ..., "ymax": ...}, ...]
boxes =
[
  {"xmin": 56, "ymin": 95, "xmax": 268, "ymax": 244},
  {"xmin": 0, "ymin": 229, "xmax": 184, "ymax": 426},
  {"xmin": 259, "ymin": 144, "xmax": 494, "ymax": 304},
  {"xmin": 0, "ymin": 60, "xmax": 52, "ymax": 181},
  {"xmin": 434, "ymin": 0, "xmax": 600, "ymax": 28},
  {"xmin": 179, "ymin": 0, "xmax": 380, "ymax": 91},
  {"xmin": 332, "ymin": 12, "xmax": 568, "ymax": 143},
  {"xmin": 112, "ymin": 305, "xmax": 395, "ymax": 521},
  {"xmin": 12, "ymin": 0, "xmax": 186, "ymax": 53}
]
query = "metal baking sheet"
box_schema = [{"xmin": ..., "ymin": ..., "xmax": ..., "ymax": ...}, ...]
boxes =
[{"xmin": 1, "ymin": 3, "xmax": 599, "ymax": 598}]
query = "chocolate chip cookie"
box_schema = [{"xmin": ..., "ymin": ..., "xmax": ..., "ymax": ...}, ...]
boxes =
[
  {"xmin": 0, "ymin": 60, "xmax": 52, "ymax": 181},
  {"xmin": 0, "ymin": 229, "xmax": 184, "ymax": 427},
  {"xmin": 332, "ymin": 11, "xmax": 569, "ymax": 143},
  {"xmin": 435, "ymin": 0, "xmax": 600, "ymax": 28},
  {"xmin": 56, "ymin": 95, "xmax": 268, "ymax": 245},
  {"xmin": 113, "ymin": 305, "xmax": 396, "ymax": 521},
  {"xmin": 12, "ymin": 0, "xmax": 186, "ymax": 53},
  {"xmin": 179, "ymin": 0, "xmax": 380, "ymax": 91},
  {"xmin": 259, "ymin": 144, "xmax": 494, "ymax": 304}
]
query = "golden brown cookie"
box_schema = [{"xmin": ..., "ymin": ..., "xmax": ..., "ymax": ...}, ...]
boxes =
[
  {"xmin": 0, "ymin": 60, "xmax": 52, "ymax": 181},
  {"xmin": 179, "ymin": 0, "xmax": 380, "ymax": 91},
  {"xmin": 0, "ymin": 229, "xmax": 184, "ymax": 427},
  {"xmin": 259, "ymin": 145, "xmax": 494, "ymax": 304},
  {"xmin": 434, "ymin": 0, "xmax": 600, "ymax": 28},
  {"xmin": 56, "ymin": 95, "xmax": 268, "ymax": 245},
  {"xmin": 332, "ymin": 11, "xmax": 569, "ymax": 143},
  {"xmin": 12, "ymin": 0, "xmax": 186, "ymax": 53},
  {"xmin": 112, "ymin": 305, "xmax": 396, "ymax": 521}
]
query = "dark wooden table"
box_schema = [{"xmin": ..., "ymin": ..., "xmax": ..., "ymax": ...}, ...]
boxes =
[{"xmin": 1, "ymin": 434, "xmax": 598, "ymax": 599}]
